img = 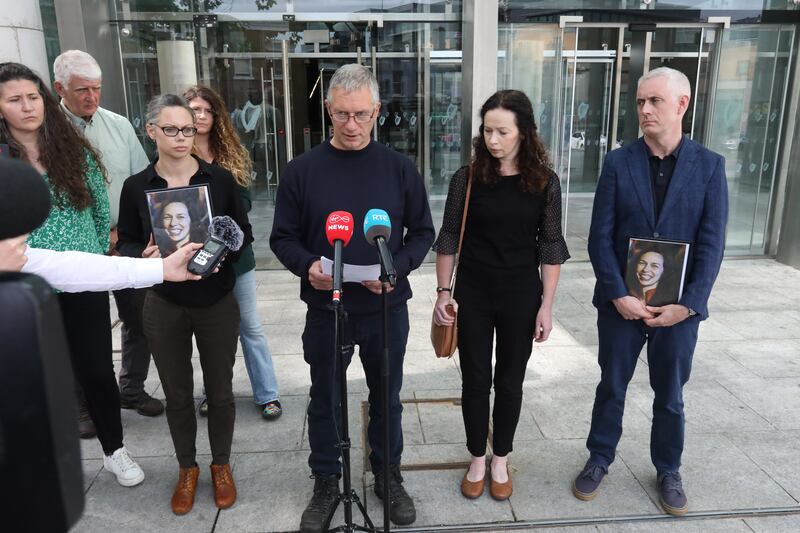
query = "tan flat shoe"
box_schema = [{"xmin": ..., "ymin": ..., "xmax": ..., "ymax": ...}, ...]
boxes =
[
  {"xmin": 461, "ymin": 469, "xmax": 485, "ymax": 499},
  {"xmin": 489, "ymin": 466, "xmax": 513, "ymax": 501}
]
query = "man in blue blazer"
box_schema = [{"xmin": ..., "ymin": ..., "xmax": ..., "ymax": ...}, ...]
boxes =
[{"xmin": 572, "ymin": 67, "xmax": 728, "ymax": 516}]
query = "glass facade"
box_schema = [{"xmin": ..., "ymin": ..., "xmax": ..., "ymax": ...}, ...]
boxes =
[
  {"xmin": 113, "ymin": 3, "xmax": 462, "ymax": 265},
  {"xmin": 48, "ymin": 1, "xmax": 799, "ymax": 265},
  {"xmin": 120, "ymin": 0, "xmax": 462, "ymax": 14},
  {"xmin": 499, "ymin": 13, "xmax": 797, "ymax": 260}
]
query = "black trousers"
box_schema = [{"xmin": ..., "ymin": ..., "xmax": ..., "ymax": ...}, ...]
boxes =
[
  {"xmin": 456, "ymin": 264, "xmax": 542, "ymax": 457},
  {"xmin": 143, "ymin": 290, "xmax": 240, "ymax": 468},
  {"xmin": 302, "ymin": 305, "xmax": 409, "ymax": 475},
  {"xmin": 57, "ymin": 291, "xmax": 123, "ymax": 454},
  {"xmin": 114, "ymin": 288, "xmax": 152, "ymax": 398}
]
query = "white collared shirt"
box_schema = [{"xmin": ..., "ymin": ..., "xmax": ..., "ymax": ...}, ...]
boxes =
[
  {"xmin": 22, "ymin": 247, "xmax": 162, "ymax": 292},
  {"xmin": 60, "ymin": 102, "xmax": 150, "ymax": 227}
]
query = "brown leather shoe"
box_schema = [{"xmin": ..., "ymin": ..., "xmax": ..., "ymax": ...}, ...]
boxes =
[
  {"xmin": 171, "ymin": 466, "xmax": 199, "ymax": 515},
  {"xmin": 210, "ymin": 463, "xmax": 237, "ymax": 509},
  {"xmin": 460, "ymin": 469, "xmax": 485, "ymax": 499},
  {"xmin": 489, "ymin": 466, "xmax": 513, "ymax": 501}
]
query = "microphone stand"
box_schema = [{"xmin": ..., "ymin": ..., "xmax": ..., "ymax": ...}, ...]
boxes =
[
  {"xmin": 378, "ymin": 265, "xmax": 396, "ymax": 533},
  {"xmin": 330, "ymin": 255, "xmax": 376, "ymax": 533}
]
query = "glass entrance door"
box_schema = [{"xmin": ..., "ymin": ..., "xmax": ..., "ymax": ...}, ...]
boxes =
[
  {"xmin": 287, "ymin": 56, "xmax": 353, "ymax": 157},
  {"xmin": 556, "ymin": 21, "xmax": 733, "ymax": 261},
  {"xmin": 559, "ymin": 25, "xmax": 623, "ymax": 261}
]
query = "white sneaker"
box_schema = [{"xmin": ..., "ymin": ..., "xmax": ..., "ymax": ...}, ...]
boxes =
[{"xmin": 103, "ymin": 447, "xmax": 145, "ymax": 487}]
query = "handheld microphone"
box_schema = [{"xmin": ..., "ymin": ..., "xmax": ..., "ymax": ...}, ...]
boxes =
[
  {"xmin": 325, "ymin": 211, "xmax": 354, "ymax": 304},
  {"xmin": 363, "ymin": 209, "xmax": 397, "ymax": 287},
  {"xmin": 188, "ymin": 216, "xmax": 244, "ymax": 278}
]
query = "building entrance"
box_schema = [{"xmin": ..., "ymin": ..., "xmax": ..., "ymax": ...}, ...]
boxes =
[{"xmin": 500, "ymin": 18, "xmax": 795, "ymax": 260}]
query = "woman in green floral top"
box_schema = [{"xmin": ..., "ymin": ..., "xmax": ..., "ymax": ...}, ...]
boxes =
[{"xmin": 0, "ymin": 62, "xmax": 145, "ymax": 487}]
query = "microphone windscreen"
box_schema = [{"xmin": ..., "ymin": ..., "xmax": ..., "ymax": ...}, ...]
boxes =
[
  {"xmin": 363, "ymin": 208, "xmax": 391, "ymax": 244},
  {"xmin": 210, "ymin": 216, "xmax": 244, "ymax": 251},
  {"xmin": 0, "ymin": 158, "xmax": 51, "ymax": 240},
  {"xmin": 325, "ymin": 211, "xmax": 354, "ymax": 247}
]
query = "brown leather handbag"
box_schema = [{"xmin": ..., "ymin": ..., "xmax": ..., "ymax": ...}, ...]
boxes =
[{"xmin": 431, "ymin": 167, "xmax": 472, "ymax": 358}]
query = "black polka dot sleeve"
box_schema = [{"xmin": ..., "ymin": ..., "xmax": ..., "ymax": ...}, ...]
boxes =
[
  {"xmin": 539, "ymin": 173, "xmax": 571, "ymax": 265},
  {"xmin": 432, "ymin": 165, "xmax": 469, "ymax": 255}
]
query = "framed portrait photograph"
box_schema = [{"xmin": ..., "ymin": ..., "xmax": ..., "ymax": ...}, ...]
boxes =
[
  {"xmin": 146, "ymin": 185, "xmax": 213, "ymax": 257},
  {"xmin": 625, "ymin": 237, "xmax": 691, "ymax": 307}
]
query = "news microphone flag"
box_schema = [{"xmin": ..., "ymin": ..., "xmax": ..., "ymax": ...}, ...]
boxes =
[
  {"xmin": 326, "ymin": 211, "xmax": 354, "ymax": 247},
  {"xmin": 363, "ymin": 208, "xmax": 391, "ymax": 242},
  {"xmin": 325, "ymin": 211, "xmax": 354, "ymax": 304},
  {"xmin": 363, "ymin": 208, "xmax": 397, "ymax": 286}
]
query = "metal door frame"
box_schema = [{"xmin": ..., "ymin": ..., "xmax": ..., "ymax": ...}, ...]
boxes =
[
  {"xmin": 558, "ymin": 19, "xmax": 626, "ymax": 234},
  {"xmin": 556, "ymin": 17, "xmax": 730, "ymax": 235}
]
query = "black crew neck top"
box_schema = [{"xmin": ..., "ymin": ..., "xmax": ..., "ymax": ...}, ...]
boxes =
[{"xmin": 433, "ymin": 166, "xmax": 570, "ymax": 272}]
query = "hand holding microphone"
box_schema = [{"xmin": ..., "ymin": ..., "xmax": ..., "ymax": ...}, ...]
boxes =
[{"xmin": 187, "ymin": 216, "xmax": 244, "ymax": 278}]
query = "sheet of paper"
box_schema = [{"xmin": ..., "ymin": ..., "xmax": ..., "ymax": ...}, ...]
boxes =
[{"xmin": 321, "ymin": 256, "xmax": 381, "ymax": 283}]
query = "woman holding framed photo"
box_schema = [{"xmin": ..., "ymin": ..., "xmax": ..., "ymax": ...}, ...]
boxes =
[
  {"xmin": 183, "ymin": 84, "xmax": 283, "ymax": 421},
  {"xmin": 116, "ymin": 94, "xmax": 253, "ymax": 516}
]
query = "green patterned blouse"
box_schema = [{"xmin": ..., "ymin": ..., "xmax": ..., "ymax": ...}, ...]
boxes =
[{"xmin": 27, "ymin": 153, "xmax": 110, "ymax": 255}]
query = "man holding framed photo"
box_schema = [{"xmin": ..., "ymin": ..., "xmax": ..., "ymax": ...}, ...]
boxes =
[{"xmin": 573, "ymin": 67, "xmax": 728, "ymax": 516}]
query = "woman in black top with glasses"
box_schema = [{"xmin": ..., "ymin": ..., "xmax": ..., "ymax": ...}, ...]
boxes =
[{"xmin": 117, "ymin": 94, "xmax": 252, "ymax": 516}]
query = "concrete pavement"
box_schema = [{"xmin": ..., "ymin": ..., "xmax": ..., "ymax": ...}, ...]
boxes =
[{"xmin": 72, "ymin": 259, "xmax": 800, "ymax": 532}]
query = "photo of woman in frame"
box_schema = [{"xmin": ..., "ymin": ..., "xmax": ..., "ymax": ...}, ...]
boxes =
[
  {"xmin": 625, "ymin": 238, "xmax": 689, "ymax": 307},
  {"xmin": 146, "ymin": 185, "xmax": 212, "ymax": 256}
]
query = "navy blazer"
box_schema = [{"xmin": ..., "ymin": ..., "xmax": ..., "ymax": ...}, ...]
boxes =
[{"xmin": 588, "ymin": 137, "xmax": 728, "ymax": 320}]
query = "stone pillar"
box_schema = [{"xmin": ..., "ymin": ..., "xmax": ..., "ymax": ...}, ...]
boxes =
[
  {"xmin": 156, "ymin": 40, "xmax": 198, "ymax": 95},
  {"xmin": 461, "ymin": 0, "xmax": 498, "ymax": 163},
  {"xmin": 0, "ymin": 0, "xmax": 50, "ymax": 85}
]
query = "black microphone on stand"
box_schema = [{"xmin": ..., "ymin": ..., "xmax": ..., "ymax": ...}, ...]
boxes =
[
  {"xmin": 325, "ymin": 211, "xmax": 354, "ymax": 304},
  {"xmin": 363, "ymin": 208, "xmax": 397, "ymax": 533},
  {"xmin": 363, "ymin": 209, "xmax": 397, "ymax": 287}
]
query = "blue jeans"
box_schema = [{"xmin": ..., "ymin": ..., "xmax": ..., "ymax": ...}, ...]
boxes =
[
  {"xmin": 587, "ymin": 310, "xmax": 699, "ymax": 474},
  {"xmin": 233, "ymin": 269, "xmax": 280, "ymax": 405}
]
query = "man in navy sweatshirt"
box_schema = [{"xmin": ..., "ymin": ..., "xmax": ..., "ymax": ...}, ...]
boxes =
[{"xmin": 270, "ymin": 64, "xmax": 434, "ymax": 532}]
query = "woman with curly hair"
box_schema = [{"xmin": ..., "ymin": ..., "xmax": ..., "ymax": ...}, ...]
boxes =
[
  {"xmin": 0, "ymin": 62, "xmax": 145, "ymax": 486},
  {"xmin": 432, "ymin": 90, "xmax": 570, "ymax": 500},
  {"xmin": 184, "ymin": 85, "xmax": 283, "ymax": 421}
]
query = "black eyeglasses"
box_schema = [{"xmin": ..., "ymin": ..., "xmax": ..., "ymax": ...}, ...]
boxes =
[
  {"xmin": 150, "ymin": 124, "xmax": 198, "ymax": 137},
  {"xmin": 329, "ymin": 109, "xmax": 377, "ymax": 124}
]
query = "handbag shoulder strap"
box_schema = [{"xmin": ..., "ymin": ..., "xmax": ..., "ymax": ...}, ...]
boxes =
[{"xmin": 450, "ymin": 165, "xmax": 472, "ymax": 292}]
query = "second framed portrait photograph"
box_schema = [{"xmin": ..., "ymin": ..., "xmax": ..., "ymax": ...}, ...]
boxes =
[
  {"xmin": 146, "ymin": 185, "xmax": 213, "ymax": 257},
  {"xmin": 625, "ymin": 237, "xmax": 690, "ymax": 307}
]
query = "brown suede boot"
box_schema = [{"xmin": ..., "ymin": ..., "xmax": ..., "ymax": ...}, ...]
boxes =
[
  {"xmin": 171, "ymin": 466, "xmax": 199, "ymax": 515},
  {"xmin": 210, "ymin": 463, "xmax": 237, "ymax": 509}
]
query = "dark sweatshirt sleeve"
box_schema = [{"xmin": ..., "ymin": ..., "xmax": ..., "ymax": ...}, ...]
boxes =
[
  {"xmin": 116, "ymin": 178, "xmax": 147, "ymax": 259},
  {"xmin": 269, "ymin": 164, "xmax": 318, "ymax": 278},
  {"xmin": 393, "ymin": 160, "xmax": 435, "ymax": 279}
]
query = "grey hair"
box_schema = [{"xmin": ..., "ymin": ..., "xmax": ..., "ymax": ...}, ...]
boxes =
[
  {"xmin": 53, "ymin": 50, "xmax": 102, "ymax": 86},
  {"xmin": 145, "ymin": 94, "xmax": 195, "ymax": 124},
  {"xmin": 325, "ymin": 64, "xmax": 380, "ymax": 105},
  {"xmin": 638, "ymin": 67, "xmax": 691, "ymax": 101}
]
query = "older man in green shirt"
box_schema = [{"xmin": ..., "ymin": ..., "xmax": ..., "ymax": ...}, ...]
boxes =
[{"xmin": 54, "ymin": 50, "xmax": 162, "ymax": 423}]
